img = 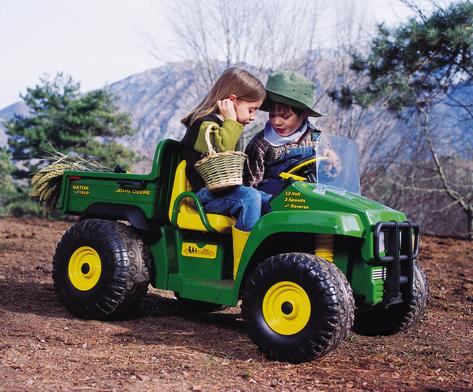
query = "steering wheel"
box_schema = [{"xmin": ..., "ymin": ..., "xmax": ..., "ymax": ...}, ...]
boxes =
[{"xmin": 279, "ymin": 155, "xmax": 328, "ymax": 183}]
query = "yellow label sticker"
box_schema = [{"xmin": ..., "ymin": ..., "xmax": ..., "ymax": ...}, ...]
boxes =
[
  {"xmin": 283, "ymin": 204, "xmax": 310, "ymax": 210},
  {"xmin": 283, "ymin": 190, "xmax": 309, "ymax": 209},
  {"xmin": 72, "ymin": 184, "xmax": 90, "ymax": 196},
  {"xmin": 181, "ymin": 242, "xmax": 217, "ymax": 259},
  {"xmin": 115, "ymin": 188, "xmax": 151, "ymax": 196}
]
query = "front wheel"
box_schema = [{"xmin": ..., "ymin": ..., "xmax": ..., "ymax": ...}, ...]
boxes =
[
  {"xmin": 354, "ymin": 262, "xmax": 428, "ymax": 336},
  {"xmin": 52, "ymin": 219, "xmax": 151, "ymax": 320},
  {"xmin": 241, "ymin": 253, "xmax": 355, "ymax": 363}
]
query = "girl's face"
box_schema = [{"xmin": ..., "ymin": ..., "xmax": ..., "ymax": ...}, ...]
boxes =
[
  {"xmin": 269, "ymin": 107, "xmax": 308, "ymax": 136},
  {"xmin": 233, "ymin": 98, "xmax": 264, "ymax": 125}
]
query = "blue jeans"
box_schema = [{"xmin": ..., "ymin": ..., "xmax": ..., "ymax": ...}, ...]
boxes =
[{"xmin": 196, "ymin": 186, "xmax": 272, "ymax": 231}]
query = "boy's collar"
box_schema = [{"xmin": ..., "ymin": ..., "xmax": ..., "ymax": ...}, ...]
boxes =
[{"xmin": 263, "ymin": 120, "xmax": 309, "ymax": 147}]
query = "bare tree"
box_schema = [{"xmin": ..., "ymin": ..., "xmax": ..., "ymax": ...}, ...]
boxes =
[
  {"xmin": 140, "ymin": 0, "xmax": 409, "ymax": 177},
  {"xmin": 419, "ymin": 108, "xmax": 473, "ymax": 238},
  {"xmin": 139, "ymin": 0, "xmax": 326, "ymax": 84},
  {"xmin": 138, "ymin": 0, "xmax": 329, "ymax": 149}
]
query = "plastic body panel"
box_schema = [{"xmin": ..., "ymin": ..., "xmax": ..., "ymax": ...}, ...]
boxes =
[{"xmin": 57, "ymin": 138, "xmax": 416, "ymax": 309}]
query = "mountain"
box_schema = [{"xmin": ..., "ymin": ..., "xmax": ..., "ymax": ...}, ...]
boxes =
[
  {"xmin": 0, "ymin": 101, "xmax": 30, "ymax": 147},
  {"xmin": 1, "ymin": 59, "xmax": 471, "ymax": 159},
  {"xmin": 106, "ymin": 62, "xmax": 202, "ymax": 158}
]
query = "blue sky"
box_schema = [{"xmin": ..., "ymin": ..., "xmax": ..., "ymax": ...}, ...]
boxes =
[{"xmin": 0, "ymin": 0, "xmax": 454, "ymax": 108}]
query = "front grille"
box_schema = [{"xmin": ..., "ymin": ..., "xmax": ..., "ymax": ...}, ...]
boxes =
[
  {"xmin": 372, "ymin": 221, "xmax": 419, "ymax": 306},
  {"xmin": 372, "ymin": 267, "xmax": 386, "ymax": 280}
]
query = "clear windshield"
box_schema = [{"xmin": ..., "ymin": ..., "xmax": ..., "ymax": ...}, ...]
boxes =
[{"xmin": 315, "ymin": 134, "xmax": 360, "ymax": 194}]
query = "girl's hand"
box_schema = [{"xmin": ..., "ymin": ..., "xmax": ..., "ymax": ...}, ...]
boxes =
[{"xmin": 217, "ymin": 99, "xmax": 237, "ymax": 121}]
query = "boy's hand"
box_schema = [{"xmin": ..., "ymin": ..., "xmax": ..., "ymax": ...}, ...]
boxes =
[
  {"xmin": 217, "ymin": 99, "xmax": 237, "ymax": 121},
  {"xmin": 320, "ymin": 148, "xmax": 342, "ymax": 177}
]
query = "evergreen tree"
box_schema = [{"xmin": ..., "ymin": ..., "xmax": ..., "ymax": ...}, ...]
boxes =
[
  {"xmin": 6, "ymin": 73, "xmax": 138, "ymax": 177},
  {"xmin": 0, "ymin": 148, "xmax": 17, "ymax": 213},
  {"xmin": 0, "ymin": 147, "xmax": 43, "ymax": 216},
  {"xmin": 333, "ymin": 1, "xmax": 473, "ymax": 111},
  {"xmin": 331, "ymin": 1, "xmax": 473, "ymax": 239}
]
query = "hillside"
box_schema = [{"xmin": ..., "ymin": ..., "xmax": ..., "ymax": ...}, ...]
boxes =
[
  {"xmin": 106, "ymin": 62, "xmax": 200, "ymax": 157},
  {"xmin": 0, "ymin": 101, "xmax": 30, "ymax": 146},
  {"xmin": 1, "ymin": 60, "xmax": 470, "ymax": 159}
]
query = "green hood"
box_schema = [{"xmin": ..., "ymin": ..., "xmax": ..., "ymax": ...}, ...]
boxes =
[{"xmin": 271, "ymin": 182, "xmax": 407, "ymax": 231}]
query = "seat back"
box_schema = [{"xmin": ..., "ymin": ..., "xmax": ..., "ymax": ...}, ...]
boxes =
[
  {"xmin": 168, "ymin": 161, "xmax": 235, "ymax": 233},
  {"xmin": 168, "ymin": 160, "xmax": 190, "ymax": 220}
]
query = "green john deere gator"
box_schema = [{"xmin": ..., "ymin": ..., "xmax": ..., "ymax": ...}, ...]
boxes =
[{"xmin": 52, "ymin": 133, "xmax": 428, "ymax": 363}]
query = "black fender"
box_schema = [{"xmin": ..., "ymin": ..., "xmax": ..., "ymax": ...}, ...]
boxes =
[{"xmin": 80, "ymin": 203, "xmax": 152, "ymax": 231}]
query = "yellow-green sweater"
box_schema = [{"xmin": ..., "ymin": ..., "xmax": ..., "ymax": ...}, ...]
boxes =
[{"xmin": 181, "ymin": 114, "xmax": 243, "ymax": 191}]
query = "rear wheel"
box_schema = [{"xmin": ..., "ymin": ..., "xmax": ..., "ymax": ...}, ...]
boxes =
[
  {"xmin": 241, "ymin": 253, "xmax": 354, "ymax": 363},
  {"xmin": 52, "ymin": 219, "xmax": 151, "ymax": 320},
  {"xmin": 354, "ymin": 262, "xmax": 428, "ymax": 336}
]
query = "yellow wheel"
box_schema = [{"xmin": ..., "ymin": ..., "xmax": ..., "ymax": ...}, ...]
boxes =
[
  {"xmin": 53, "ymin": 219, "xmax": 151, "ymax": 320},
  {"xmin": 262, "ymin": 281, "xmax": 311, "ymax": 335},
  {"xmin": 68, "ymin": 246, "xmax": 102, "ymax": 291},
  {"xmin": 241, "ymin": 253, "xmax": 355, "ymax": 363}
]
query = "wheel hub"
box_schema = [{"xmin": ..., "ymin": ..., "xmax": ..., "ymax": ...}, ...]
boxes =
[
  {"xmin": 281, "ymin": 301, "xmax": 293, "ymax": 315},
  {"xmin": 81, "ymin": 263, "xmax": 90, "ymax": 274},
  {"xmin": 262, "ymin": 281, "xmax": 311, "ymax": 335},
  {"xmin": 68, "ymin": 246, "xmax": 102, "ymax": 291}
]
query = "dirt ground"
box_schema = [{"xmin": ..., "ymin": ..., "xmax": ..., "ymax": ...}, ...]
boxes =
[{"xmin": 0, "ymin": 217, "xmax": 472, "ymax": 392}]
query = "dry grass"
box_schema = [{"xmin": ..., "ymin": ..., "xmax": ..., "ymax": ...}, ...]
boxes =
[{"xmin": 30, "ymin": 151, "xmax": 112, "ymax": 210}]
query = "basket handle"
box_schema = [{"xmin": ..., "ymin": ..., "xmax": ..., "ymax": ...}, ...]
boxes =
[{"xmin": 204, "ymin": 124, "xmax": 218, "ymax": 156}]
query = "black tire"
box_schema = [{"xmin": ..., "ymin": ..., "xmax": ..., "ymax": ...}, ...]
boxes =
[
  {"xmin": 52, "ymin": 219, "xmax": 151, "ymax": 320},
  {"xmin": 354, "ymin": 262, "xmax": 428, "ymax": 336},
  {"xmin": 241, "ymin": 253, "xmax": 355, "ymax": 363},
  {"xmin": 174, "ymin": 294, "xmax": 227, "ymax": 314}
]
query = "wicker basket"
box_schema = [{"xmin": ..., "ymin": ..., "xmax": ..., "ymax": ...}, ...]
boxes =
[{"xmin": 194, "ymin": 124, "xmax": 247, "ymax": 192}]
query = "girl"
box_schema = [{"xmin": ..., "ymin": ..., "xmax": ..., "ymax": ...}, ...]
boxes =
[{"xmin": 181, "ymin": 67, "xmax": 271, "ymax": 235}]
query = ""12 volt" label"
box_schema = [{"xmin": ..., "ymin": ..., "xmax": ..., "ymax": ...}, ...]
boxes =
[{"xmin": 181, "ymin": 242, "xmax": 217, "ymax": 259}]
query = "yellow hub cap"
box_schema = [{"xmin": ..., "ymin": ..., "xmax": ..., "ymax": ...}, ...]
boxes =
[
  {"xmin": 262, "ymin": 281, "xmax": 311, "ymax": 335},
  {"xmin": 68, "ymin": 246, "xmax": 102, "ymax": 291}
]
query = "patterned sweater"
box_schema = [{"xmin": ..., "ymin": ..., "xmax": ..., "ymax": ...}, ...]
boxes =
[{"xmin": 244, "ymin": 122, "xmax": 320, "ymax": 187}]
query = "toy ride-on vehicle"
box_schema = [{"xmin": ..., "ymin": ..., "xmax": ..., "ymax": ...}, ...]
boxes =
[{"xmin": 52, "ymin": 133, "xmax": 428, "ymax": 363}]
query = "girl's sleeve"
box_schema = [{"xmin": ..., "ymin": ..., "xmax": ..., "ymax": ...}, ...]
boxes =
[
  {"xmin": 194, "ymin": 119, "xmax": 244, "ymax": 153},
  {"xmin": 244, "ymin": 134, "xmax": 267, "ymax": 187}
]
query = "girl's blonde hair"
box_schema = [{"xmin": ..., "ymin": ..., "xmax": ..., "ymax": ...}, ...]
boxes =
[{"xmin": 181, "ymin": 67, "xmax": 266, "ymax": 127}]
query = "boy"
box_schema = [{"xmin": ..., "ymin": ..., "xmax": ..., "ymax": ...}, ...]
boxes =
[{"xmin": 244, "ymin": 71, "xmax": 325, "ymax": 196}]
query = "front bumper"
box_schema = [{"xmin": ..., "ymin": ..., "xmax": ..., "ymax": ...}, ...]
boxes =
[{"xmin": 372, "ymin": 221, "xmax": 420, "ymax": 306}]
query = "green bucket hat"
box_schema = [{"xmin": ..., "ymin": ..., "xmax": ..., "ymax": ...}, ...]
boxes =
[{"xmin": 260, "ymin": 71, "xmax": 324, "ymax": 117}]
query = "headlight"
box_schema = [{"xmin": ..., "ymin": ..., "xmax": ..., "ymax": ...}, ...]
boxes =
[{"xmin": 378, "ymin": 231, "xmax": 386, "ymax": 254}]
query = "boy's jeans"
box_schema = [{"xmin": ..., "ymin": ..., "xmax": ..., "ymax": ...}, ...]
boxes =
[{"xmin": 196, "ymin": 186, "xmax": 272, "ymax": 231}]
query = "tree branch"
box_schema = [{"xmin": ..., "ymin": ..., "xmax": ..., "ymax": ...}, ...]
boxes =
[{"xmin": 419, "ymin": 107, "xmax": 468, "ymax": 211}]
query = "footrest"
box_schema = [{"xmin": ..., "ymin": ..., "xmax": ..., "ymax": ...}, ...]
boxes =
[{"xmin": 168, "ymin": 275, "xmax": 236, "ymax": 306}]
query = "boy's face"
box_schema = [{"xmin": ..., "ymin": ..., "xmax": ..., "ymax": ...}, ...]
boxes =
[
  {"xmin": 268, "ymin": 106, "xmax": 308, "ymax": 136},
  {"xmin": 233, "ymin": 98, "xmax": 264, "ymax": 126}
]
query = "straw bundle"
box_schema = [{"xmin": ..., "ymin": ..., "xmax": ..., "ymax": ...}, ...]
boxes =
[{"xmin": 31, "ymin": 151, "xmax": 112, "ymax": 210}]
